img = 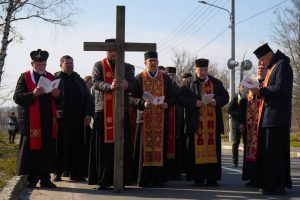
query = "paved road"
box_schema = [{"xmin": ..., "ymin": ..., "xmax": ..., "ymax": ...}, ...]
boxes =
[{"xmin": 19, "ymin": 150, "xmax": 300, "ymax": 200}]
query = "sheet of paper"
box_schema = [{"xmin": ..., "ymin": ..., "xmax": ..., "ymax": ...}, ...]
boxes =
[
  {"xmin": 142, "ymin": 91, "xmax": 165, "ymax": 105},
  {"xmin": 37, "ymin": 76, "xmax": 60, "ymax": 93},
  {"xmin": 240, "ymin": 77, "xmax": 259, "ymax": 89},
  {"xmin": 202, "ymin": 94, "xmax": 214, "ymax": 105}
]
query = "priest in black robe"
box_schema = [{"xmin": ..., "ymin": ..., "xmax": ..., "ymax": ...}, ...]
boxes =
[
  {"xmin": 165, "ymin": 67, "xmax": 184, "ymax": 180},
  {"xmin": 88, "ymin": 38, "xmax": 136, "ymax": 190},
  {"xmin": 178, "ymin": 58, "xmax": 229, "ymax": 186},
  {"xmin": 13, "ymin": 49, "xmax": 62, "ymax": 188},
  {"xmin": 251, "ymin": 43, "xmax": 293, "ymax": 195},
  {"xmin": 54, "ymin": 55, "xmax": 94, "ymax": 182},
  {"xmin": 130, "ymin": 51, "xmax": 175, "ymax": 187}
]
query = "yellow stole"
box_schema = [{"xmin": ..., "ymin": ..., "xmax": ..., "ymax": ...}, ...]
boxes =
[
  {"xmin": 194, "ymin": 80, "xmax": 217, "ymax": 164},
  {"xmin": 102, "ymin": 58, "xmax": 115, "ymax": 143},
  {"xmin": 142, "ymin": 70, "xmax": 164, "ymax": 166},
  {"xmin": 245, "ymin": 90, "xmax": 261, "ymax": 161}
]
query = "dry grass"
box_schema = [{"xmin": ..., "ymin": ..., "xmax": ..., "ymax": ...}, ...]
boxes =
[{"xmin": 0, "ymin": 133, "xmax": 18, "ymax": 191}]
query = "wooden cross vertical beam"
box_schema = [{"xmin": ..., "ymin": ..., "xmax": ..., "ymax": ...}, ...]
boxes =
[{"xmin": 114, "ymin": 6, "xmax": 125, "ymax": 193}]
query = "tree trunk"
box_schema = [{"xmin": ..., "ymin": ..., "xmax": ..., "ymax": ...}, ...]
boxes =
[{"xmin": 0, "ymin": 0, "xmax": 14, "ymax": 84}]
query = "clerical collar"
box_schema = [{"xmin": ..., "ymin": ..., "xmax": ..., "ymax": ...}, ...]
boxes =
[
  {"xmin": 198, "ymin": 76, "xmax": 209, "ymax": 83},
  {"xmin": 147, "ymin": 70, "xmax": 158, "ymax": 78}
]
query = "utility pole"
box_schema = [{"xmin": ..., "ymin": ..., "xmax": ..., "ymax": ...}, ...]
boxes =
[{"xmin": 198, "ymin": 0, "xmax": 236, "ymax": 141}]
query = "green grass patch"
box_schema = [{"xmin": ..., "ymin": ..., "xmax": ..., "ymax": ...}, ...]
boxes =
[
  {"xmin": 0, "ymin": 133, "xmax": 18, "ymax": 192},
  {"xmin": 290, "ymin": 133, "xmax": 300, "ymax": 147}
]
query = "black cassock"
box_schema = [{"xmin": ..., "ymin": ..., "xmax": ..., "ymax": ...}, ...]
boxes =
[
  {"xmin": 55, "ymin": 71, "xmax": 94, "ymax": 179},
  {"xmin": 166, "ymin": 82, "xmax": 184, "ymax": 179},
  {"xmin": 13, "ymin": 72, "xmax": 61, "ymax": 181},
  {"xmin": 178, "ymin": 75, "xmax": 229, "ymax": 184},
  {"xmin": 256, "ymin": 50, "xmax": 293, "ymax": 192}
]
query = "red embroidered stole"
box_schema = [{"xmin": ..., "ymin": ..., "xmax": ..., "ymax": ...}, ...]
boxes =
[
  {"xmin": 102, "ymin": 58, "xmax": 115, "ymax": 143},
  {"xmin": 257, "ymin": 64, "xmax": 276, "ymax": 136},
  {"xmin": 245, "ymin": 90, "xmax": 261, "ymax": 161},
  {"xmin": 142, "ymin": 70, "xmax": 164, "ymax": 166},
  {"xmin": 194, "ymin": 80, "xmax": 217, "ymax": 164},
  {"xmin": 24, "ymin": 70, "xmax": 57, "ymax": 150},
  {"xmin": 167, "ymin": 105, "xmax": 176, "ymax": 159},
  {"xmin": 129, "ymin": 105, "xmax": 137, "ymax": 155}
]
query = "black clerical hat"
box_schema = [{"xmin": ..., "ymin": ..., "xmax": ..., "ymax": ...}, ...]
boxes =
[
  {"xmin": 165, "ymin": 67, "xmax": 176, "ymax": 74},
  {"xmin": 105, "ymin": 38, "xmax": 116, "ymax": 42},
  {"xmin": 253, "ymin": 43, "xmax": 273, "ymax": 59},
  {"xmin": 195, "ymin": 58, "xmax": 209, "ymax": 68},
  {"xmin": 30, "ymin": 49, "xmax": 49, "ymax": 62},
  {"xmin": 144, "ymin": 51, "xmax": 158, "ymax": 60}
]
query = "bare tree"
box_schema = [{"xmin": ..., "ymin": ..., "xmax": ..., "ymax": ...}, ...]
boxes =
[
  {"xmin": 273, "ymin": 0, "xmax": 300, "ymax": 130},
  {"xmin": 0, "ymin": 0, "xmax": 77, "ymax": 84},
  {"xmin": 171, "ymin": 49, "xmax": 230, "ymax": 89}
]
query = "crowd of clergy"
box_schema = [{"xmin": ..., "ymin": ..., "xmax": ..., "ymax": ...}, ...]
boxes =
[{"xmin": 13, "ymin": 40, "xmax": 293, "ymax": 196}]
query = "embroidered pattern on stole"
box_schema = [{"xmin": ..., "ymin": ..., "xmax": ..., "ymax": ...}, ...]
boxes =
[
  {"xmin": 194, "ymin": 80, "xmax": 217, "ymax": 164},
  {"xmin": 102, "ymin": 58, "xmax": 115, "ymax": 143},
  {"xmin": 245, "ymin": 90, "xmax": 260, "ymax": 161},
  {"xmin": 167, "ymin": 105, "xmax": 176, "ymax": 159},
  {"xmin": 142, "ymin": 70, "xmax": 164, "ymax": 166}
]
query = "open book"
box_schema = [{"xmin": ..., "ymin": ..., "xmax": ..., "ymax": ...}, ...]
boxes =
[
  {"xmin": 240, "ymin": 77, "xmax": 259, "ymax": 89},
  {"xmin": 142, "ymin": 91, "xmax": 165, "ymax": 105},
  {"xmin": 202, "ymin": 94, "xmax": 214, "ymax": 105},
  {"xmin": 37, "ymin": 76, "xmax": 60, "ymax": 93}
]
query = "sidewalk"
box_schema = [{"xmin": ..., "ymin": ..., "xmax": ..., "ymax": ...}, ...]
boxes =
[{"xmin": 222, "ymin": 141, "xmax": 300, "ymax": 158}]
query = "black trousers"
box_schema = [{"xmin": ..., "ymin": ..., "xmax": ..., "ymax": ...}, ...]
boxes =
[{"xmin": 232, "ymin": 125, "xmax": 245, "ymax": 165}]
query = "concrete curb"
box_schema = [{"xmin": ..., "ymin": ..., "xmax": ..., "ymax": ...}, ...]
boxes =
[
  {"xmin": 0, "ymin": 175, "xmax": 24, "ymax": 200},
  {"xmin": 222, "ymin": 145, "xmax": 300, "ymax": 158}
]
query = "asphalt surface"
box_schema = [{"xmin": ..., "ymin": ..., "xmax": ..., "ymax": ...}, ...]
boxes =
[{"xmin": 18, "ymin": 149, "xmax": 300, "ymax": 200}]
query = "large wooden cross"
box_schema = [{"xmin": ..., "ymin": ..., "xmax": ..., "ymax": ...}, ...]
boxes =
[{"xmin": 83, "ymin": 6, "xmax": 156, "ymax": 192}]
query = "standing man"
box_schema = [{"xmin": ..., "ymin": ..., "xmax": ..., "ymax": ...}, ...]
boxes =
[
  {"xmin": 130, "ymin": 51, "xmax": 175, "ymax": 187},
  {"xmin": 165, "ymin": 66, "xmax": 184, "ymax": 180},
  {"xmin": 54, "ymin": 55, "xmax": 94, "ymax": 182},
  {"xmin": 88, "ymin": 39, "xmax": 135, "ymax": 190},
  {"xmin": 251, "ymin": 43, "xmax": 293, "ymax": 195},
  {"xmin": 228, "ymin": 84, "xmax": 246, "ymax": 167},
  {"xmin": 179, "ymin": 58, "xmax": 229, "ymax": 186},
  {"xmin": 7, "ymin": 111, "xmax": 18, "ymax": 143},
  {"xmin": 240, "ymin": 63, "xmax": 267, "ymax": 187},
  {"xmin": 13, "ymin": 49, "xmax": 61, "ymax": 188}
]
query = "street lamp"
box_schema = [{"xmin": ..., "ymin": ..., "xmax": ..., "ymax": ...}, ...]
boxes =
[{"xmin": 198, "ymin": 0, "xmax": 235, "ymax": 141}]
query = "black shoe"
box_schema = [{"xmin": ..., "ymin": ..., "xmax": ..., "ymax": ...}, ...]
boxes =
[
  {"xmin": 245, "ymin": 180, "xmax": 255, "ymax": 187},
  {"xmin": 69, "ymin": 176, "xmax": 86, "ymax": 182},
  {"xmin": 206, "ymin": 180, "xmax": 220, "ymax": 186},
  {"xmin": 96, "ymin": 185, "xmax": 109, "ymax": 190},
  {"xmin": 53, "ymin": 175, "xmax": 62, "ymax": 182},
  {"xmin": 40, "ymin": 181, "xmax": 57, "ymax": 188},
  {"xmin": 194, "ymin": 179, "xmax": 205, "ymax": 187},
  {"xmin": 262, "ymin": 187, "xmax": 286, "ymax": 195},
  {"xmin": 25, "ymin": 183, "xmax": 36, "ymax": 188}
]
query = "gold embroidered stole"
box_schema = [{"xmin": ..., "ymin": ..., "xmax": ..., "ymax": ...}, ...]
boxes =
[
  {"xmin": 245, "ymin": 90, "xmax": 260, "ymax": 161},
  {"xmin": 102, "ymin": 58, "xmax": 115, "ymax": 143},
  {"xmin": 142, "ymin": 70, "xmax": 164, "ymax": 166},
  {"xmin": 194, "ymin": 80, "xmax": 217, "ymax": 164}
]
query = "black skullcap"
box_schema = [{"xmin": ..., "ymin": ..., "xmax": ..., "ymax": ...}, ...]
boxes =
[
  {"xmin": 195, "ymin": 58, "xmax": 209, "ymax": 68},
  {"xmin": 144, "ymin": 51, "xmax": 158, "ymax": 60},
  {"xmin": 165, "ymin": 67, "xmax": 176, "ymax": 74},
  {"xmin": 30, "ymin": 49, "xmax": 49, "ymax": 62},
  {"xmin": 253, "ymin": 43, "xmax": 273, "ymax": 59},
  {"xmin": 182, "ymin": 73, "xmax": 192, "ymax": 79},
  {"xmin": 105, "ymin": 38, "xmax": 116, "ymax": 42}
]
